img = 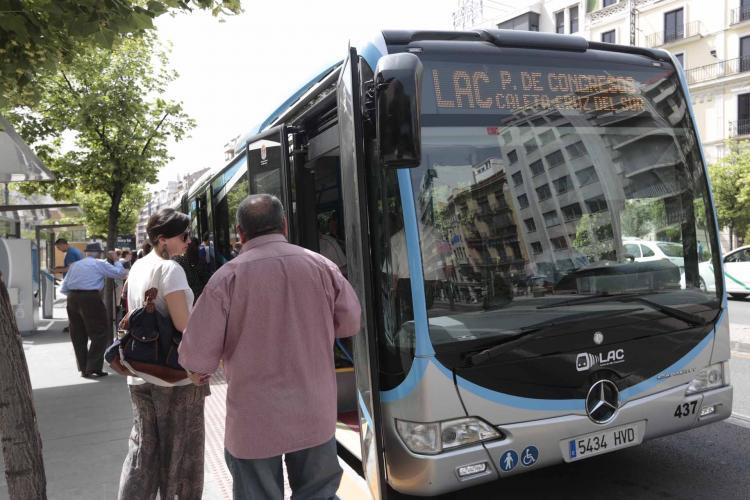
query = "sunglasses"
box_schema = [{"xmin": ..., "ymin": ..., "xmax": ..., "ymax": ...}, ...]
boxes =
[{"xmin": 179, "ymin": 232, "xmax": 190, "ymax": 242}]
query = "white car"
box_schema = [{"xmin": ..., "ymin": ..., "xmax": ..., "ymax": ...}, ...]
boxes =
[
  {"xmin": 699, "ymin": 245, "xmax": 750, "ymax": 299},
  {"xmin": 623, "ymin": 239, "xmax": 685, "ymax": 288}
]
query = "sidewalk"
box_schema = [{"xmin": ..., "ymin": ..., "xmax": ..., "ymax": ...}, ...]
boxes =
[
  {"xmin": 0, "ymin": 296, "xmax": 368, "ymax": 499},
  {"xmin": 730, "ymin": 323, "xmax": 750, "ymax": 354}
]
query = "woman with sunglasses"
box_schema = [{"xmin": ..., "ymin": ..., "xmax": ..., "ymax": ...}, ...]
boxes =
[{"xmin": 117, "ymin": 208, "xmax": 208, "ymax": 500}]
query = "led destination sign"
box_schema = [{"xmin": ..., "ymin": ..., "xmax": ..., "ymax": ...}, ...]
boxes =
[{"xmin": 423, "ymin": 62, "xmax": 670, "ymax": 115}]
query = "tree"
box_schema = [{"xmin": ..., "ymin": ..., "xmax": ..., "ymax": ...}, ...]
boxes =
[
  {"xmin": 13, "ymin": 34, "xmax": 194, "ymax": 249},
  {"xmin": 0, "ymin": 0, "xmax": 241, "ymax": 108},
  {"xmin": 0, "ymin": 279, "xmax": 46, "ymax": 499},
  {"xmin": 708, "ymin": 140, "xmax": 750, "ymax": 250}
]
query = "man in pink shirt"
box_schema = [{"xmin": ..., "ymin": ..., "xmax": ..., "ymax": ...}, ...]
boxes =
[{"xmin": 179, "ymin": 194, "xmax": 361, "ymax": 499}]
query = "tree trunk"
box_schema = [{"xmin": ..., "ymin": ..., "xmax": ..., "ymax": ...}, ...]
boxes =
[
  {"xmin": 0, "ymin": 279, "xmax": 47, "ymax": 499},
  {"xmin": 729, "ymin": 224, "xmax": 734, "ymax": 251},
  {"xmin": 104, "ymin": 189, "xmax": 123, "ymax": 340}
]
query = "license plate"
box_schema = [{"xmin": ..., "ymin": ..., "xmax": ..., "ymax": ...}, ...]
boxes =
[{"xmin": 561, "ymin": 421, "xmax": 645, "ymax": 462}]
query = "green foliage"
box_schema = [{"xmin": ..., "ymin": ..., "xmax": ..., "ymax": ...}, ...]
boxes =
[
  {"xmin": 620, "ymin": 199, "xmax": 667, "ymax": 238},
  {"xmin": 573, "ymin": 213, "xmax": 614, "ymax": 262},
  {"xmin": 708, "ymin": 140, "xmax": 750, "ymax": 243},
  {"xmin": 0, "ymin": 0, "xmax": 242, "ymax": 107},
  {"xmin": 12, "ymin": 34, "xmax": 194, "ymax": 244}
]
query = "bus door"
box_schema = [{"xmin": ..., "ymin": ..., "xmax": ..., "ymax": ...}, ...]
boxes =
[
  {"xmin": 337, "ymin": 46, "xmax": 388, "ymax": 499},
  {"xmin": 246, "ymin": 125, "xmax": 293, "ymax": 230}
]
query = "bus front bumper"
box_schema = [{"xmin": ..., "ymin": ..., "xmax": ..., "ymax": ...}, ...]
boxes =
[{"xmin": 384, "ymin": 383, "xmax": 732, "ymax": 496}]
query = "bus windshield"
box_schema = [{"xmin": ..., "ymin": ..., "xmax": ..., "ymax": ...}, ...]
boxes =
[{"xmin": 405, "ymin": 51, "xmax": 721, "ymax": 348}]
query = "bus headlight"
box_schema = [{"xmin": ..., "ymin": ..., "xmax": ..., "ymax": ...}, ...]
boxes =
[
  {"xmin": 396, "ymin": 417, "xmax": 500, "ymax": 455},
  {"xmin": 686, "ymin": 363, "xmax": 726, "ymax": 395}
]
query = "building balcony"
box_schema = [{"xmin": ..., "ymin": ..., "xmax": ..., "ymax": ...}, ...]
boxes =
[
  {"xmin": 644, "ymin": 21, "xmax": 703, "ymax": 48},
  {"xmin": 685, "ymin": 56, "xmax": 750, "ymax": 85},
  {"xmin": 731, "ymin": 6, "xmax": 750, "ymax": 25},
  {"xmin": 729, "ymin": 119, "xmax": 750, "ymax": 137}
]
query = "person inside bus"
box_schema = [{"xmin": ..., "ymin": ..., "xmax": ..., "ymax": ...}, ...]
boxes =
[
  {"xmin": 179, "ymin": 193, "xmax": 361, "ymax": 500},
  {"xmin": 318, "ymin": 213, "xmax": 347, "ymax": 276}
]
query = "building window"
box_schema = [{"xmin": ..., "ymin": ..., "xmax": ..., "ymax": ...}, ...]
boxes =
[
  {"xmin": 562, "ymin": 202, "xmax": 583, "ymax": 221},
  {"xmin": 586, "ymin": 197, "xmax": 608, "ymax": 213},
  {"xmin": 525, "ymin": 218, "xmax": 537, "ymax": 233},
  {"xmin": 530, "ymin": 160, "xmax": 545, "ymax": 176},
  {"xmin": 546, "ymin": 150, "xmax": 565, "ymax": 168},
  {"xmin": 601, "ymin": 30, "xmax": 616, "ymax": 44},
  {"xmin": 551, "ymin": 236, "xmax": 568, "ymax": 250},
  {"xmin": 518, "ymin": 194, "xmax": 529, "ymax": 209},
  {"xmin": 544, "ymin": 210, "xmax": 561, "ymax": 227},
  {"xmin": 498, "ymin": 11, "xmax": 540, "ymax": 31},
  {"xmin": 508, "ymin": 149, "xmax": 518, "ymax": 164},
  {"xmin": 741, "ymin": 36, "xmax": 750, "ymax": 72},
  {"xmin": 569, "ymin": 6, "xmax": 579, "ymax": 33},
  {"xmin": 525, "ymin": 138, "xmax": 539, "ymax": 154},
  {"xmin": 664, "ymin": 8, "xmax": 684, "ymax": 44},
  {"xmin": 576, "ymin": 166, "xmax": 599, "ymax": 186},
  {"xmin": 512, "ymin": 171, "xmax": 523, "ymax": 186},
  {"xmin": 531, "ymin": 117, "xmax": 546, "ymax": 127},
  {"xmin": 603, "ymin": 0, "xmax": 618, "ymax": 7},
  {"xmin": 738, "ymin": 93, "xmax": 750, "ymax": 135},
  {"xmin": 555, "ymin": 11, "xmax": 565, "ymax": 34},
  {"xmin": 539, "ymin": 129, "xmax": 555, "ymax": 145},
  {"xmin": 566, "ymin": 141, "xmax": 587, "ymax": 159},
  {"xmin": 674, "ymin": 53, "xmax": 684, "ymax": 67},
  {"xmin": 553, "ymin": 176, "xmax": 570, "ymax": 194},
  {"xmin": 531, "ymin": 242, "xmax": 543, "ymax": 254},
  {"xmin": 536, "ymin": 184, "xmax": 552, "ymax": 201}
]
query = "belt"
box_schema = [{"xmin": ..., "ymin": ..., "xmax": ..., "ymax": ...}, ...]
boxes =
[{"xmin": 68, "ymin": 289, "xmax": 101, "ymax": 293}]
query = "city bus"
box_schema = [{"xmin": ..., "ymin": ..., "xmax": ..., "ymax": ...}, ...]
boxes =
[{"xmin": 184, "ymin": 29, "xmax": 732, "ymax": 498}]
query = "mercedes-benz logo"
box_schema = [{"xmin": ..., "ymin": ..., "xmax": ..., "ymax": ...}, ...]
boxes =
[{"xmin": 585, "ymin": 380, "xmax": 619, "ymax": 424}]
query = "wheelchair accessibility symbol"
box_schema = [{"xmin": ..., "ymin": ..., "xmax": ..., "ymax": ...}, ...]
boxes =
[{"xmin": 521, "ymin": 446, "xmax": 539, "ymax": 467}]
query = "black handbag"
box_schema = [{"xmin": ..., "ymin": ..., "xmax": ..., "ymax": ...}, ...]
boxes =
[{"xmin": 105, "ymin": 287, "xmax": 187, "ymax": 383}]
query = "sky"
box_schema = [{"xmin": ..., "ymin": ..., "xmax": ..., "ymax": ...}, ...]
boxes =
[{"xmin": 153, "ymin": 0, "xmax": 461, "ymax": 189}]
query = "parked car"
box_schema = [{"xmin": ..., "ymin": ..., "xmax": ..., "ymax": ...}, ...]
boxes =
[
  {"xmin": 622, "ymin": 239, "xmax": 685, "ymax": 288},
  {"xmin": 699, "ymin": 245, "xmax": 750, "ymax": 299}
]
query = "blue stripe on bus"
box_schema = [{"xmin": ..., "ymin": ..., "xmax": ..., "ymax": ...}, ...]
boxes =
[
  {"xmin": 360, "ymin": 42, "xmax": 385, "ymax": 73},
  {"xmin": 397, "ymin": 168, "xmax": 434, "ymax": 357},
  {"xmin": 358, "ymin": 390, "xmax": 375, "ymax": 431},
  {"xmin": 620, "ymin": 330, "xmax": 714, "ymax": 401},
  {"xmin": 380, "ymin": 357, "xmax": 430, "ymax": 403}
]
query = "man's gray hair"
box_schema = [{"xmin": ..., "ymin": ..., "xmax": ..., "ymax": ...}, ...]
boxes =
[{"xmin": 236, "ymin": 194, "xmax": 285, "ymax": 240}]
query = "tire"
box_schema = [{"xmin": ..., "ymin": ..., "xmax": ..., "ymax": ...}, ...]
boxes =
[
  {"xmin": 730, "ymin": 293, "xmax": 749, "ymax": 300},
  {"xmin": 700, "ymin": 278, "xmax": 707, "ymax": 292}
]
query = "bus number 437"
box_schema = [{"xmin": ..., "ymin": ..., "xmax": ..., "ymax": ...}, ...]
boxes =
[{"xmin": 674, "ymin": 401, "xmax": 697, "ymax": 418}]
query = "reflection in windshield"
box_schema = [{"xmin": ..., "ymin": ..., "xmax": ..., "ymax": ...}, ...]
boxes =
[{"xmin": 408, "ymin": 61, "xmax": 721, "ymax": 345}]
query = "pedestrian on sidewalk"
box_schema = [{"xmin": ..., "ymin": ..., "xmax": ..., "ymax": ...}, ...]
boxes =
[
  {"xmin": 117, "ymin": 208, "xmax": 209, "ymax": 500},
  {"xmin": 60, "ymin": 242, "xmax": 128, "ymax": 378},
  {"xmin": 54, "ymin": 237, "xmax": 84, "ymax": 278},
  {"xmin": 179, "ymin": 194, "xmax": 361, "ymax": 500}
]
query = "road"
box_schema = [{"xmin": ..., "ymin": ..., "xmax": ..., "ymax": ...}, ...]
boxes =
[{"xmin": 392, "ymin": 299, "xmax": 750, "ymax": 499}]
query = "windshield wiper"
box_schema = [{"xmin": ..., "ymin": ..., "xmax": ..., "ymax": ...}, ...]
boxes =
[
  {"xmin": 464, "ymin": 308, "xmax": 643, "ymax": 368},
  {"xmin": 537, "ymin": 292, "xmax": 707, "ymax": 327}
]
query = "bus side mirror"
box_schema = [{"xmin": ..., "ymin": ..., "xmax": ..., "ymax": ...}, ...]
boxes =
[{"xmin": 375, "ymin": 53, "xmax": 423, "ymax": 169}]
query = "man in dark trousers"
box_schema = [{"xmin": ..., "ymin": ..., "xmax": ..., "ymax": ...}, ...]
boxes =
[{"xmin": 61, "ymin": 242, "xmax": 128, "ymax": 378}]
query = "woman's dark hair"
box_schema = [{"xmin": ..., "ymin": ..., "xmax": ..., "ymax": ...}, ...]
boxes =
[
  {"xmin": 186, "ymin": 236, "xmax": 201, "ymax": 265},
  {"xmin": 147, "ymin": 208, "xmax": 190, "ymax": 245},
  {"xmin": 141, "ymin": 241, "xmax": 152, "ymax": 256}
]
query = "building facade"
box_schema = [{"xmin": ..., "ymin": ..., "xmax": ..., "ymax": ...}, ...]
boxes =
[
  {"xmin": 135, "ymin": 168, "xmax": 210, "ymax": 247},
  {"xmin": 464, "ymin": 0, "xmax": 750, "ymax": 164}
]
